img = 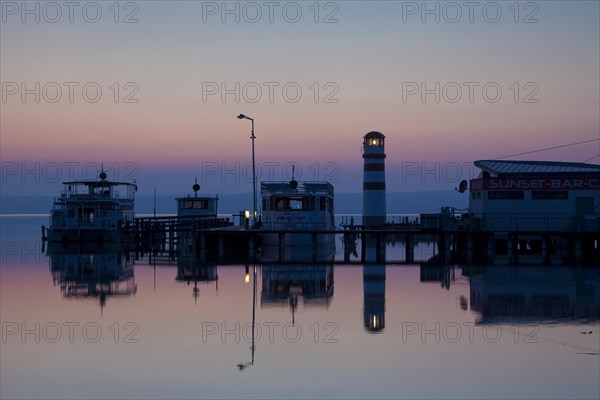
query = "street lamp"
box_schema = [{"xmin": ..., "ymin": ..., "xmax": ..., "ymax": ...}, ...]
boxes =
[{"xmin": 237, "ymin": 114, "xmax": 256, "ymax": 228}]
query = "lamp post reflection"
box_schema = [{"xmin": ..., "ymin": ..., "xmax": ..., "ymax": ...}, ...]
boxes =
[{"xmin": 238, "ymin": 264, "xmax": 257, "ymax": 371}]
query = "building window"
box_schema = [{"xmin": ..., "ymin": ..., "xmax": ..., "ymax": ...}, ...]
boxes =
[
  {"xmin": 488, "ymin": 191, "xmax": 524, "ymax": 200},
  {"xmin": 532, "ymin": 191, "xmax": 568, "ymax": 200}
]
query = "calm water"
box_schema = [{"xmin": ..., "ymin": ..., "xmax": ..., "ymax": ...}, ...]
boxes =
[{"xmin": 1, "ymin": 216, "xmax": 599, "ymax": 399}]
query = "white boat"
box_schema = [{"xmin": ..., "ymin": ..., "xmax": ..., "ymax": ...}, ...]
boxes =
[
  {"xmin": 260, "ymin": 181, "xmax": 336, "ymax": 261},
  {"xmin": 46, "ymin": 170, "xmax": 137, "ymax": 243}
]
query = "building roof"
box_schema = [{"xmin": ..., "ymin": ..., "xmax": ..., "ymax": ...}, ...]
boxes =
[
  {"xmin": 364, "ymin": 131, "xmax": 385, "ymax": 139},
  {"xmin": 474, "ymin": 160, "xmax": 600, "ymax": 176}
]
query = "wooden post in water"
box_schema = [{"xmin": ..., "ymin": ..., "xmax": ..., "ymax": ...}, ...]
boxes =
[
  {"xmin": 376, "ymin": 233, "xmax": 382, "ymax": 263},
  {"xmin": 466, "ymin": 233, "xmax": 473, "ymax": 265},
  {"xmin": 405, "ymin": 233, "xmax": 414, "ymax": 264},
  {"xmin": 360, "ymin": 232, "xmax": 366, "ymax": 263},
  {"xmin": 510, "ymin": 233, "xmax": 519, "ymax": 265},
  {"xmin": 343, "ymin": 232, "xmax": 353, "ymax": 263},
  {"xmin": 279, "ymin": 232, "xmax": 284, "ymax": 263},
  {"xmin": 487, "ymin": 234, "xmax": 494, "ymax": 265},
  {"xmin": 248, "ymin": 233, "xmax": 255, "ymax": 263},
  {"xmin": 574, "ymin": 235, "xmax": 582, "ymax": 265},
  {"xmin": 169, "ymin": 223, "xmax": 175, "ymax": 260},
  {"xmin": 218, "ymin": 234, "xmax": 224, "ymax": 263}
]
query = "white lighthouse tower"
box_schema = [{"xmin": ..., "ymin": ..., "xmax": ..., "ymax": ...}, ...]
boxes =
[{"xmin": 362, "ymin": 131, "xmax": 386, "ymax": 228}]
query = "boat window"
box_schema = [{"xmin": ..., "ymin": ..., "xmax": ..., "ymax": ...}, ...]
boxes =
[
  {"xmin": 274, "ymin": 197, "xmax": 288, "ymax": 210},
  {"xmin": 320, "ymin": 197, "xmax": 326, "ymax": 211},
  {"xmin": 82, "ymin": 207, "xmax": 94, "ymax": 223},
  {"xmin": 183, "ymin": 200, "xmax": 208, "ymax": 209},
  {"xmin": 304, "ymin": 197, "xmax": 315, "ymax": 211},
  {"xmin": 289, "ymin": 198, "xmax": 303, "ymax": 210},
  {"xmin": 274, "ymin": 197, "xmax": 305, "ymax": 210}
]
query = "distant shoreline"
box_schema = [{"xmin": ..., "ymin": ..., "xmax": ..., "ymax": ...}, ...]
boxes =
[{"xmin": 0, "ymin": 190, "xmax": 467, "ymax": 215}]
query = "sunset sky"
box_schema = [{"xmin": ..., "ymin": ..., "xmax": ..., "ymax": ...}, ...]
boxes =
[{"xmin": 1, "ymin": 1, "xmax": 599, "ymax": 195}]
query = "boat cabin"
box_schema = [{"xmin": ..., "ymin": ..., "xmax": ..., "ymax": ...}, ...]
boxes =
[{"xmin": 261, "ymin": 181, "xmax": 334, "ymax": 230}]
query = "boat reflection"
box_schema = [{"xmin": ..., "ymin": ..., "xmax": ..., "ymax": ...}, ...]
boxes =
[
  {"xmin": 47, "ymin": 243, "xmax": 136, "ymax": 311},
  {"xmin": 175, "ymin": 249, "xmax": 218, "ymax": 302},
  {"xmin": 261, "ymin": 264, "xmax": 335, "ymax": 322},
  {"xmin": 260, "ymin": 234, "xmax": 336, "ymax": 263}
]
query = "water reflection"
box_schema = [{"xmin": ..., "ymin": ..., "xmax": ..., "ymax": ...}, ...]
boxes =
[
  {"xmin": 261, "ymin": 264, "xmax": 335, "ymax": 323},
  {"xmin": 47, "ymin": 243, "xmax": 136, "ymax": 311},
  {"xmin": 242, "ymin": 264, "xmax": 258, "ymax": 370},
  {"xmin": 363, "ymin": 234, "xmax": 386, "ymax": 332},
  {"xmin": 4, "ymin": 216, "xmax": 600, "ymax": 399},
  {"xmin": 468, "ymin": 265, "xmax": 600, "ymax": 323},
  {"xmin": 261, "ymin": 233, "xmax": 336, "ymax": 263},
  {"xmin": 420, "ymin": 264, "xmax": 455, "ymax": 290},
  {"xmin": 176, "ymin": 251, "xmax": 218, "ymax": 302},
  {"xmin": 418, "ymin": 262, "xmax": 600, "ymax": 323}
]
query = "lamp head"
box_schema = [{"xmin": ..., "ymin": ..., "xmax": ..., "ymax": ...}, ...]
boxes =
[{"xmin": 237, "ymin": 114, "xmax": 246, "ymax": 119}]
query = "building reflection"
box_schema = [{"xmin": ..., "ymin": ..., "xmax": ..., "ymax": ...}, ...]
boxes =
[
  {"xmin": 363, "ymin": 234, "xmax": 386, "ymax": 333},
  {"xmin": 261, "ymin": 264, "xmax": 335, "ymax": 321},
  {"xmin": 469, "ymin": 265, "xmax": 600, "ymax": 322},
  {"xmin": 47, "ymin": 243, "xmax": 136, "ymax": 311}
]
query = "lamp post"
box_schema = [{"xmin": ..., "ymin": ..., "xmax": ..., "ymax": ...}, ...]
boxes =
[{"xmin": 237, "ymin": 114, "xmax": 256, "ymax": 228}]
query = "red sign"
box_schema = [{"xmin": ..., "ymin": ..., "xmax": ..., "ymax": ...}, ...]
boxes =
[{"xmin": 470, "ymin": 177, "xmax": 600, "ymax": 191}]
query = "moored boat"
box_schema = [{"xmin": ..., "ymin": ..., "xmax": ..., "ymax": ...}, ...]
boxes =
[
  {"xmin": 46, "ymin": 169, "xmax": 137, "ymax": 243},
  {"xmin": 260, "ymin": 180, "xmax": 336, "ymax": 261}
]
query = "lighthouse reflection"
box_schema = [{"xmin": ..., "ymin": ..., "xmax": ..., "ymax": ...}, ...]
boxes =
[
  {"xmin": 363, "ymin": 233, "xmax": 386, "ymax": 332},
  {"xmin": 47, "ymin": 243, "xmax": 136, "ymax": 311}
]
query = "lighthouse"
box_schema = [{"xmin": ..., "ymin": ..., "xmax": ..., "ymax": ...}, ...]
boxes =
[{"xmin": 362, "ymin": 131, "xmax": 386, "ymax": 228}]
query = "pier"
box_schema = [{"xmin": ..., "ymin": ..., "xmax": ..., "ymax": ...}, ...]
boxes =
[{"xmin": 125, "ymin": 213, "xmax": 600, "ymax": 266}]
